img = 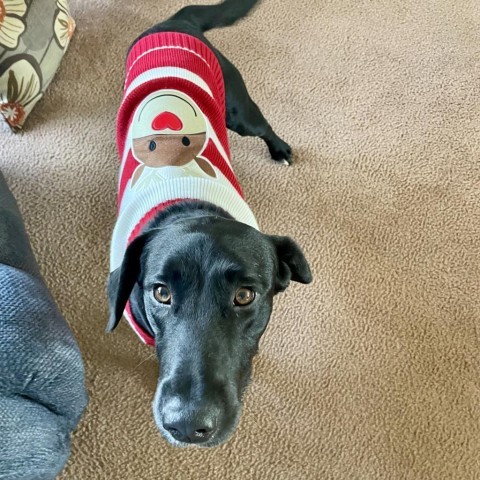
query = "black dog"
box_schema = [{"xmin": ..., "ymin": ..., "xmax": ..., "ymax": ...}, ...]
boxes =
[{"xmin": 107, "ymin": 0, "xmax": 312, "ymax": 448}]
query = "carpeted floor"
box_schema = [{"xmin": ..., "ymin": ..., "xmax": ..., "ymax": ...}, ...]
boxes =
[{"xmin": 2, "ymin": 0, "xmax": 480, "ymax": 478}]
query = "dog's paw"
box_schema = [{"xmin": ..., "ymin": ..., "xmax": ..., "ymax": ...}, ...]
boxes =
[{"xmin": 268, "ymin": 138, "xmax": 293, "ymax": 165}]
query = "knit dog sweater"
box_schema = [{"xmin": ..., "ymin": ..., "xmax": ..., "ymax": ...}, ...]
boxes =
[{"xmin": 111, "ymin": 32, "xmax": 258, "ymax": 345}]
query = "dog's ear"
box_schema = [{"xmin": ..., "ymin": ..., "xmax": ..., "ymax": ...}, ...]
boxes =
[
  {"xmin": 106, "ymin": 232, "xmax": 152, "ymax": 333},
  {"xmin": 269, "ymin": 235, "xmax": 313, "ymax": 293}
]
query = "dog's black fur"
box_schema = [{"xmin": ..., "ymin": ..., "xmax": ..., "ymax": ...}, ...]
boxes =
[{"xmin": 107, "ymin": 0, "xmax": 312, "ymax": 447}]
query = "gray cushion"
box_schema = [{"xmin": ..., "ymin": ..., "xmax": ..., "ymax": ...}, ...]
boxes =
[{"xmin": 0, "ymin": 171, "xmax": 87, "ymax": 479}]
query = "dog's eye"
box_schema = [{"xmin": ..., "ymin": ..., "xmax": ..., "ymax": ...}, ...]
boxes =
[
  {"xmin": 154, "ymin": 285, "xmax": 171, "ymax": 304},
  {"xmin": 181, "ymin": 136, "xmax": 191, "ymax": 146},
  {"xmin": 234, "ymin": 287, "xmax": 255, "ymax": 306},
  {"xmin": 149, "ymin": 140, "xmax": 157, "ymax": 151}
]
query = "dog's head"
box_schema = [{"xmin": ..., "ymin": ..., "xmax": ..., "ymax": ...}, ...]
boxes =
[{"xmin": 107, "ymin": 210, "xmax": 312, "ymax": 447}]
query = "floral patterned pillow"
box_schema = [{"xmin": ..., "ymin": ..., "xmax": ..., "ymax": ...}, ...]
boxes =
[{"xmin": 0, "ymin": 0, "xmax": 75, "ymax": 131}]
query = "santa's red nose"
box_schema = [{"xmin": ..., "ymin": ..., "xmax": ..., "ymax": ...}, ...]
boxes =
[{"xmin": 151, "ymin": 111, "xmax": 183, "ymax": 131}]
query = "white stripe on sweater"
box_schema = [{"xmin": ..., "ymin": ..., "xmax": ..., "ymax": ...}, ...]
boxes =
[
  {"xmin": 110, "ymin": 177, "xmax": 259, "ymax": 272},
  {"xmin": 125, "ymin": 46, "xmax": 212, "ymax": 88},
  {"xmin": 125, "ymin": 67, "xmax": 213, "ymax": 98}
]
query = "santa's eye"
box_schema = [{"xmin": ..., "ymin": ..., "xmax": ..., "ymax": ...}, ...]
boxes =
[
  {"xmin": 149, "ymin": 141, "xmax": 156, "ymax": 151},
  {"xmin": 182, "ymin": 136, "xmax": 191, "ymax": 146}
]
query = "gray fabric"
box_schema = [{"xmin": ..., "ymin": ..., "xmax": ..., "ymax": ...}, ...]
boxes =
[
  {"xmin": 0, "ymin": 172, "xmax": 87, "ymax": 479},
  {"xmin": 0, "ymin": 172, "xmax": 40, "ymax": 277}
]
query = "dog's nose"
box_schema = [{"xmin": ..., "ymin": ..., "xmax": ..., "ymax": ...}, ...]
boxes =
[{"xmin": 163, "ymin": 415, "xmax": 216, "ymax": 444}]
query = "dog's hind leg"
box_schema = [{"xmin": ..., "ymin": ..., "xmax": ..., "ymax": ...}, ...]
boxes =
[{"xmin": 219, "ymin": 53, "xmax": 293, "ymax": 165}]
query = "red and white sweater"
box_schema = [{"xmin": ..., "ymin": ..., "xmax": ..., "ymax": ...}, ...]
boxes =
[{"xmin": 111, "ymin": 32, "xmax": 258, "ymax": 345}]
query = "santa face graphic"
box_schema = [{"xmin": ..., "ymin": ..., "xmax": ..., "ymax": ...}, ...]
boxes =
[{"xmin": 130, "ymin": 91, "xmax": 217, "ymax": 188}]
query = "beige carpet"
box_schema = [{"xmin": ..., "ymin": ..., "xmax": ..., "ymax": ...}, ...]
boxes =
[{"xmin": 2, "ymin": 0, "xmax": 480, "ymax": 478}]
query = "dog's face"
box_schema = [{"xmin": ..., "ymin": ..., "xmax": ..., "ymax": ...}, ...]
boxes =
[{"xmin": 107, "ymin": 215, "xmax": 311, "ymax": 447}]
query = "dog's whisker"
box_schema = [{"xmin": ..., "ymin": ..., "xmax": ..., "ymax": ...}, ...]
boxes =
[{"xmin": 134, "ymin": 352, "xmax": 156, "ymax": 370}]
